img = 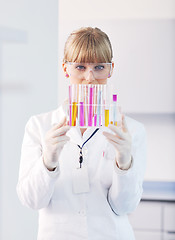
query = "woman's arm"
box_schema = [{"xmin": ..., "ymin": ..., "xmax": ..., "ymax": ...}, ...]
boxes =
[
  {"xmin": 16, "ymin": 116, "xmax": 60, "ymax": 210},
  {"xmin": 104, "ymin": 121, "xmax": 146, "ymax": 215}
]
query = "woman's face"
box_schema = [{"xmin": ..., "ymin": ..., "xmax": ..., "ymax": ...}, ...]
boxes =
[{"xmin": 63, "ymin": 62, "xmax": 114, "ymax": 85}]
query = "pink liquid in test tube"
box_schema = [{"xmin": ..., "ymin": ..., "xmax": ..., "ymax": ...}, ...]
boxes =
[
  {"xmin": 69, "ymin": 85, "xmax": 72, "ymax": 126},
  {"xmin": 88, "ymin": 86, "xmax": 93, "ymax": 126},
  {"xmin": 79, "ymin": 102, "xmax": 84, "ymax": 126},
  {"xmin": 94, "ymin": 114, "xmax": 97, "ymax": 126}
]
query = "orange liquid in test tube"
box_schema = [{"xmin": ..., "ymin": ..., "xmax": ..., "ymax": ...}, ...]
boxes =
[
  {"xmin": 72, "ymin": 102, "xmax": 77, "ymax": 126},
  {"xmin": 105, "ymin": 109, "xmax": 109, "ymax": 126}
]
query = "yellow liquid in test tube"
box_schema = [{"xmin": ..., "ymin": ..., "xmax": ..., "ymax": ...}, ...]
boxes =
[
  {"xmin": 72, "ymin": 102, "xmax": 77, "ymax": 126},
  {"xmin": 105, "ymin": 109, "xmax": 109, "ymax": 127},
  {"xmin": 110, "ymin": 121, "xmax": 117, "ymax": 126}
]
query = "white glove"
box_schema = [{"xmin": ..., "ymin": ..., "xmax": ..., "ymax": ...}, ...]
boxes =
[
  {"xmin": 103, "ymin": 115, "xmax": 132, "ymax": 170},
  {"xmin": 43, "ymin": 116, "xmax": 70, "ymax": 171}
]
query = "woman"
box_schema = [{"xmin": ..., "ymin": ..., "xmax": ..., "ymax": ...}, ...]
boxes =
[{"xmin": 17, "ymin": 27, "xmax": 146, "ymax": 240}]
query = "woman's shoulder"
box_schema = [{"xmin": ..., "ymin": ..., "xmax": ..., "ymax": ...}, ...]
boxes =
[
  {"xmin": 26, "ymin": 102, "xmax": 68, "ymax": 129},
  {"xmin": 32, "ymin": 108, "xmax": 61, "ymax": 122},
  {"xmin": 125, "ymin": 115, "xmax": 144, "ymax": 128},
  {"xmin": 125, "ymin": 115, "xmax": 146, "ymax": 138}
]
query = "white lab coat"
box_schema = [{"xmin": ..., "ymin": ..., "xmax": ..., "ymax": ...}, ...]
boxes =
[{"xmin": 17, "ymin": 103, "xmax": 146, "ymax": 240}]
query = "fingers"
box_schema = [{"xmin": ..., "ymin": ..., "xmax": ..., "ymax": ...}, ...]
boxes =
[
  {"xmin": 108, "ymin": 139, "xmax": 121, "ymax": 150},
  {"xmin": 103, "ymin": 131, "xmax": 122, "ymax": 144},
  {"xmin": 50, "ymin": 115, "xmax": 70, "ymax": 138},
  {"xmin": 45, "ymin": 120, "xmax": 70, "ymax": 145},
  {"xmin": 103, "ymin": 115, "xmax": 131, "ymax": 145},
  {"xmin": 52, "ymin": 125, "xmax": 70, "ymax": 137},
  {"xmin": 107, "ymin": 124, "xmax": 125, "ymax": 139},
  {"xmin": 52, "ymin": 116, "xmax": 68, "ymax": 130},
  {"xmin": 105, "ymin": 115, "xmax": 128, "ymax": 137},
  {"xmin": 52, "ymin": 135, "xmax": 70, "ymax": 144},
  {"xmin": 122, "ymin": 115, "xmax": 128, "ymax": 133}
]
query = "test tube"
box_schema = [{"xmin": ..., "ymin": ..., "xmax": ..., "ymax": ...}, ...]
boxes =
[
  {"xmin": 88, "ymin": 85, "xmax": 94, "ymax": 126},
  {"xmin": 71, "ymin": 84, "xmax": 77, "ymax": 126},
  {"xmin": 97, "ymin": 85, "xmax": 102, "ymax": 126},
  {"xmin": 93, "ymin": 85, "xmax": 97, "ymax": 126},
  {"xmin": 78, "ymin": 84, "xmax": 84, "ymax": 126},
  {"xmin": 113, "ymin": 94, "xmax": 117, "ymax": 126},
  {"xmin": 69, "ymin": 85, "xmax": 72, "ymax": 126},
  {"xmin": 104, "ymin": 85, "xmax": 110, "ymax": 127},
  {"xmin": 84, "ymin": 85, "xmax": 88, "ymax": 126},
  {"xmin": 100, "ymin": 85, "xmax": 105, "ymax": 126}
]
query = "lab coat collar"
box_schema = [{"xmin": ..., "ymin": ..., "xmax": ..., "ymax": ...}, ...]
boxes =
[
  {"xmin": 51, "ymin": 100, "xmax": 101, "ymax": 146},
  {"xmin": 67, "ymin": 126, "xmax": 100, "ymax": 147}
]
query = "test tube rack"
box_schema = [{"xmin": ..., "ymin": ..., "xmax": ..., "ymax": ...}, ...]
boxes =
[{"xmin": 68, "ymin": 84, "xmax": 121, "ymax": 127}]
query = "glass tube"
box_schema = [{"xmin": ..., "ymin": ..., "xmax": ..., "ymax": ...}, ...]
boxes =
[
  {"xmin": 96, "ymin": 85, "xmax": 101, "ymax": 126},
  {"xmin": 69, "ymin": 85, "xmax": 72, "ymax": 126},
  {"xmin": 71, "ymin": 84, "xmax": 77, "ymax": 126},
  {"xmin": 93, "ymin": 85, "xmax": 98, "ymax": 126},
  {"xmin": 104, "ymin": 84, "xmax": 110, "ymax": 126},
  {"xmin": 113, "ymin": 94, "xmax": 117, "ymax": 126},
  {"xmin": 78, "ymin": 84, "xmax": 84, "ymax": 126},
  {"xmin": 88, "ymin": 85, "xmax": 94, "ymax": 126}
]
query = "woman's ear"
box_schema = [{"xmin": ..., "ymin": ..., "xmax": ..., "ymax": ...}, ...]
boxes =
[
  {"xmin": 108, "ymin": 62, "xmax": 114, "ymax": 78},
  {"xmin": 62, "ymin": 62, "xmax": 69, "ymax": 78}
]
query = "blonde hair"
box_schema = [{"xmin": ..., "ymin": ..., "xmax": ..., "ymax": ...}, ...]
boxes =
[{"xmin": 63, "ymin": 27, "xmax": 113, "ymax": 63}]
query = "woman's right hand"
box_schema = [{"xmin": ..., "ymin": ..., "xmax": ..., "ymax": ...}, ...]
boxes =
[{"xmin": 43, "ymin": 116, "xmax": 70, "ymax": 171}]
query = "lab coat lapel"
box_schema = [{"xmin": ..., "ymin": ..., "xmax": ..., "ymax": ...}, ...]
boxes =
[
  {"xmin": 67, "ymin": 127, "xmax": 100, "ymax": 147},
  {"xmin": 67, "ymin": 127, "xmax": 84, "ymax": 146},
  {"xmin": 82, "ymin": 127, "xmax": 99, "ymax": 142},
  {"xmin": 51, "ymin": 101, "xmax": 100, "ymax": 146}
]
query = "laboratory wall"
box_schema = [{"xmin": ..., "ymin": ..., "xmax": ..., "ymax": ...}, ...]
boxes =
[
  {"xmin": 0, "ymin": 0, "xmax": 58, "ymax": 239},
  {"xmin": 58, "ymin": 0, "xmax": 175, "ymax": 182}
]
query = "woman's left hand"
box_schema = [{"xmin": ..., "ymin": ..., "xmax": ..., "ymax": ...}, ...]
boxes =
[{"xmin": 102, "ymin": 115, "xmax": 132, "ymax": 170}]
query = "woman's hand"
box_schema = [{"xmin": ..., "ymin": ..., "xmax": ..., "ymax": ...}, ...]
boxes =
[
  {"xmin": 43, "ymin": 116, "xmax": 70, "ymax": 171},
  {"xmin": 102, "ymin": 115, "xmax": 132, "ymax": 170}
]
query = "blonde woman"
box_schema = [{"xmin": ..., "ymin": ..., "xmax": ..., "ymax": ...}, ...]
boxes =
[{"xmin": 17, "ymin": 27, "xmax": 146, "ymax": 240}]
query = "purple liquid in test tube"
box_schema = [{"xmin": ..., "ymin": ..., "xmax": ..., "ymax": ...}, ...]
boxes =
[
  {"xmin": 69, "ymin": 85, "xmax": 72, "ymax": 126},
  {"xmin": 94, "ymin": 114, "xmax": 97, "ymax": 126},
  {"xmin": 88, "ymin": 86, "xmax": 93, "ymax": 126},
  {"xmin": 79, "ymin": 102, "xmax": 84, "ymax": 126},
  {"xmin": 78, "ymin": 85, "xmax": 84, "ymax": 126}
]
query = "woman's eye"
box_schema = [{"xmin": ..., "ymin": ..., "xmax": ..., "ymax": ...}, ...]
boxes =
[
  {"xmin": 76, "ymin": 65, "xmax": 86, "ymax": 70},
  {"xmin": 94, "ymin": 65, "xmax": 104, "ymax": 71}
]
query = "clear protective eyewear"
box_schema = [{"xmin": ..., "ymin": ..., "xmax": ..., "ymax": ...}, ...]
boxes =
[{"xmin": 66, "ymin": 62, "xmax": 112, "ymax": 80}]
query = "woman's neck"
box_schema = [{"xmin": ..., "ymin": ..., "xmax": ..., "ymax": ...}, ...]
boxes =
[{"xmin": 80, "ymin": 128, "xmax": 87, "ymax": 136}]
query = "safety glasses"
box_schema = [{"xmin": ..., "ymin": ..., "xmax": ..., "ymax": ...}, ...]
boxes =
[{"xmin": 66, "ymin": 62, "xmax": 112, "ymax": 80}]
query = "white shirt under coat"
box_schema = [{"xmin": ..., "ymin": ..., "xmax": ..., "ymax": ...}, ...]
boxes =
[{"xmin": 17, "ymin": 103, "xmax": 146, "ymax": 240}]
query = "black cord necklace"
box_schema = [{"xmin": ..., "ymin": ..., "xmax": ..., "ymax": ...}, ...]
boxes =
[{"xmin": 77, "ymin": 128, "xmax": 99, "ymax": 168}]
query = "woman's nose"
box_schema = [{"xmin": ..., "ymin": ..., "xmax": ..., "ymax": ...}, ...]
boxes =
[{"xmin": 85, "ymin": 70, "xmax": 95, "ymax": 83}]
